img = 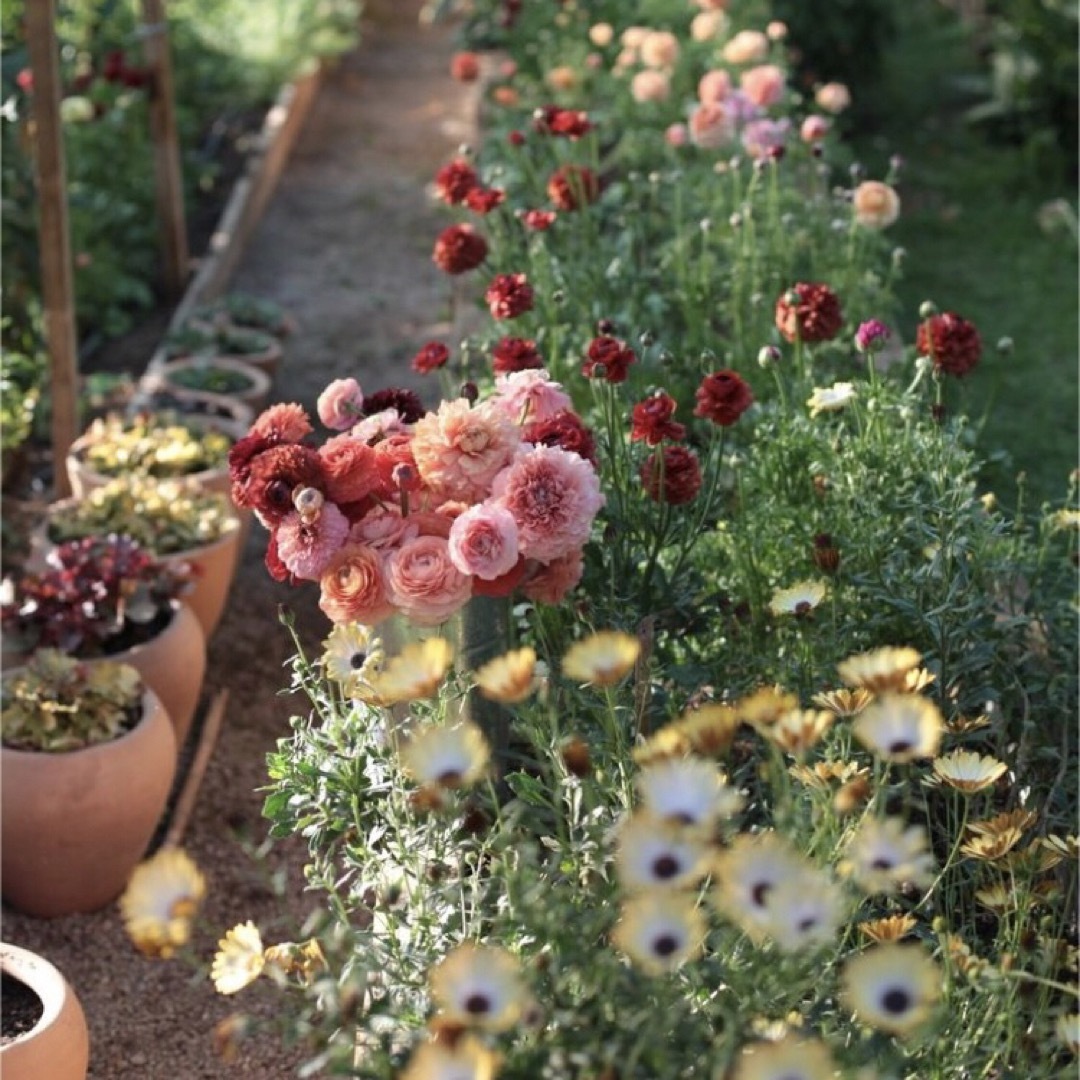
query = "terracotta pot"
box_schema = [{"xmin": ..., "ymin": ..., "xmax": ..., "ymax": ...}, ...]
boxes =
[
  {"xmin": 148, "ymin": 355, "xmax": 272, "ymax": 413},
  {"xmin": 1, "ymin": 687, "xmax": 176, "ymax": 917},
  {"xmin": 176, "ymin": 324, "xmax": 284, "ymax": 379},
  {"xmin": 0, "ymin": 943, "xmax": 89, "ymax": 1080}
]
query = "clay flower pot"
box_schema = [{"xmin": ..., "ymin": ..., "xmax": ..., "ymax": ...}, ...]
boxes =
[
  {"xmin": 149, "ymin": 355, "xmax": 272, "ymax": 413},
  {"xmin": 0, "ymin": 943, "xmax": 89, "ymax": 1080},
  {"xmin": 1, "ymin": 687, "xmax": 177, "ymax": 917}
]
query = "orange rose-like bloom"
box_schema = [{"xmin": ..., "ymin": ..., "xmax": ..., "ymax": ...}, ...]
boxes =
[{"xmin": 319, "ymin": 543, "xmax": 395, "ymax": 625}]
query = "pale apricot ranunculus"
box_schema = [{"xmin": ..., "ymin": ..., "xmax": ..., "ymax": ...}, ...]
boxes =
[
  {"xmin": 640, "ymin": 30, "xmax": 679, "ymax": 70},
  {"xmin": 385, "ymin": 535, "xmax": 473, "ymax": 626},
  {"xmin": 853, "ymin": 181, "xmax": 901, "ymax": 229},
  {"xmin": 815, "ymin": 81, "xmax": 852, "ymax": 114},
  {"xmin": 631, "ymin": 69, "xmax": 671, "ymax": 104},
  {"xmin": 319, "ymin": 543, "xmax": 395, "ymax": 625},
  {"xmin": 722, "ymin": 29, "xmax": 769, "ymax": 65}
]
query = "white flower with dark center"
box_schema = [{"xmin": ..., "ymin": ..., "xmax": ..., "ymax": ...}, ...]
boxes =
[
  {"xmin": 399, "ymin": 1035, "xmax": 500, "ymax": 1080},
  {"xmin": 842, "ymin": 816, "xmax": 936, "ymax": 894},
  {"xmin": 712, "ymin": 833, "xmax": 808, "ymax": 940},
  {"xmin": 853, "ymin": 693, "xmax": 943, "ymax": 762},
  {"xmin": 636, "ymin": 757, "xmax": 743, "ymax": 829},
  {"xmin": 767, "ymin": 580, "xmax": 827, "ymax": 617},
  {"xmin": 400, "ymin": 722, "xmax": 490, "ymax": 790},
  {"xmin": 321, "ymin": 622, "xmax": 384, "ymax": 698},
  {"xmin": 842, "ymin": 942, "xmax": 941, "ymax": 1035},
  {"xmin": 760, "ymin": 870, "xmax": 846, "ymax": 952},
  {"xmin": 837, "ymin": 646, "xmax": 922, "ymax": 692},
  {"xmin": 931, "ymin": 750, "xmax": 1008, "ymax": 793},
  {"xmin": 119, "ymin": 847, "xmax": 207, "ymax": 959},
  {"xmin": 429, "ymin": 943, "xmax": 527, "ymax": 1031},
  {"xmin": 611, "ymin": 892, "xmax": 706, "ymax": 975},
  {"xmin": 730, "ymin": 1033, "xmax": 838, "ymax": 1080},
  {"xmin": 615, "ymin": 812, "xmax": 710, "ymax": 891}
]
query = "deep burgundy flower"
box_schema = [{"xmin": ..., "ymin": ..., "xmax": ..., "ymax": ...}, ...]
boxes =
[
  {"xmin": 508, "ymin": 130, "xmax": 526, "ymax": 147},
  {"xmin": 492, "ymin": 336, "xmax": 544, "ymax": 373},
  {"xmin": 640, "ymin": 445, "xmax": 702, "ymax": 506},
  {"xmin": 521, "ymin": 209, "xmax": 556, "ymax": 231},
  {"xmin": 582, "ymin": 336, "xmax": 636, "ymax": 383},
  {"xmin": 411, "ymin": 342, "xmax": 450, "ymax": 375},
  {"xmin": 694, "ymin": 370, "xmax": 754, "ymax": 426},
  {"xmin": 547, "ymin": 165, "xmax": 600, "ymax": 211},
  {"xmin": 533, "ymin": 106, "xmax": 593, "ymax": 140},
  {"xmin": 524, "ymin": 409, "xmax": 597, "ymax": 465},
  {"xmin": 238, "ymin": 444, "xmax": 326, "ymax": 524},
  {"xmin": 433, "ymin": 158, "xmax": 479, "ymax": 205},
  {"xmin": 916, "ymin": 312, "xmax": 982, "ymax": 378},
  {"xmin": 464, "ymin": 187, "xmax": 506, "ymax": 214},
  {"xmin": 631, "ymin": 393, "xmax": 686, "ymax": 446},
  {"xmin": 775, "ymin": 282, "xmax": 844, "ymax": 344},
  {"xmin": 485, "ymin": 273, "xmax": 534, "ymax": 320},
  {"xmin": 363, "ymin": 387, "xmax": 425, "ymax": 424},
  {"xmin": 432, "ymin": 224, "xmax": 488, "ymax": 275}
]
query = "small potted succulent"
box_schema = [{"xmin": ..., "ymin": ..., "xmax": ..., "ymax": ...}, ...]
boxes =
[
  {"xmin": 36, "ymin": 475, "xmax": 242, "ymax": 638},
  {"xmin": 1, "ymin": 649, "xmax": 176, "ymax": 917},
  {"xmin": 65, "ymin": 411, "xmax": 234, "ymax": 499},
  {"xmin": 1, "ymin": 534, "xmax": 206, "ymax": 746},
  {"xmin": 141, "ymin": 355, "xmax": 271, "ymax": 413},
  {"xmin": 160, "ymin": 318, "xmax": 283, "ymax": 378}
]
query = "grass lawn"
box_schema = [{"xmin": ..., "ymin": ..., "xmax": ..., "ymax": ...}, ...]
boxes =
[{"xmin": 847, "ymin": 2, "xmax": 1078, "ymax": 509}]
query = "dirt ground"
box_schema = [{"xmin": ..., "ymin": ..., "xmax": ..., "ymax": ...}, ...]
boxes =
[{"xmin": 2, "ymin": 3, "xmax": 479, "ymax": 1075}]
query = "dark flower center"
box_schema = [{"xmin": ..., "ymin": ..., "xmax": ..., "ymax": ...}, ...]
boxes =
[
  {"xmin": 888, "ymin": 739, "xmax": 913, "ymax": 754},
  {"xmin": 652, "ymin": 855, "xmax": 681, "ymax": 880},
  {"xmin": 349, "ymin": 651, "xmax": 368, "ymax": 669},
  {"xmin": 750, "ymin": 881, "xmax": 773, "ymax": 907},
  {"xmin": 870, "ymin": 857, "xmax": 895, "ymax": 870},
  {"xmin": 797, "ymin": 916, "xmax": 817, "ymax": 932},
  {"xmin": 437, "ymin": 768, "xmax": 463, "ymax": 787},
  {"xmin": 464, "ymin": 992, "xmax": 491, "ymax": 1015},
  {"xmin": 881, "ymin": 987, "xmax": 912, "ymax": 1015},
  {"xmin": 652, "ymin": 934, "xmax": 679, "ymax": 957}
]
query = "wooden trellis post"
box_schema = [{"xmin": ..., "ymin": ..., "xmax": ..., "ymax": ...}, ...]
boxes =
[
  {"xmin": 141, "ymin": 0, "xmax": 189, "ymax": 300},
  {"xmin": 25, "ymin": 0, "xmax": 78, "ymax": 498}
]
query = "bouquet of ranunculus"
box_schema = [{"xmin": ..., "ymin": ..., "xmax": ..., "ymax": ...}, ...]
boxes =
[{"xmin": 228, "ymin": 371, "xmax": 605, "ymax": 627}]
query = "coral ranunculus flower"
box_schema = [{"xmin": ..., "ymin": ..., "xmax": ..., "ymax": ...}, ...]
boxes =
[
  {"xmin": 546, "ymin": 164, "xmax": 599, "ymax": 211},
  {"xmin": 640, "ymin": 445, "xmax": 702, "ymax": 505},
  {"xmin": 319, "ymin": 434, "xmax": 379, "ymax": 505},
  {"xmin": 447, "ymin": 503, "xmax": 520, "ymax": 580},
  {"xmin": 316, "ymin": 377, "xmax": 364, "ymax": 430},
  {"xmin": 694, "ymin": 370, "xmax": 753, "ymax": 426},
  {"xmin": 432, "ymin": 223, "xmax": 489, "ymax": 274},
  {"xmin": 385, "ymin": 535, "xmax": 473, "ymax": 626},
  {"xmin": 916, "ymin": 312, "xmax": 982, "ymax": 378},
  {"xmin": 524, "ymin": 409, "xmax": 598, "ymax": 465},
  {"xmin": 319, "ymin": 543, "xmax": 395, "ymax": 625},
  {"xmin": 853, "ymin": 180, "xmax": 901, "ymax": 229},
  {"xmin": 688, "ymin": 102, "xmax": 734, "ymax": 149},
  {"xmin": 631, "ymin": 392, "xmax": 686, "ymax": 445},
  {"xmin": 775, "ymin": 282, "xmax": 844, "ymax": 344},
  {"xmin": 520, "ymin": 548, "xmax": 584, "ymax": 604},
  {"xmin": 739, "ymin": 63, "xmax": 785, "ymax": 108},
  {"xmin": 485, "ymin": 272, "xmax": 535, "ymax": 320}
]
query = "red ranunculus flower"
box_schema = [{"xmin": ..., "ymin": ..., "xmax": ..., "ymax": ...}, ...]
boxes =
[
  {"xmin": 240, "ymin": 444, "xmax": 326, "ymax": 524},
  {"xmin": 533, "ymin": 106, "xmax": 593, "ymax": 140},
  {"xmin": 694, "ymin": 369, "xmax": 754, "ymax": 426},
  {"xmin": 547, "ymin": 165, "xmax": 600, "ymax": 211},
  {"xmin": 450, "ymin": 51, "xmax": 481, "ymax": 82},
  {"xmin": 521, "ymin": 209, "xmax": 556, "ymax": 231},
  {"xmin": 485, "ymin": 273, "xmax": 534, "ymax": 320},
  {"xmin": 640, "ymin": 445, "xmax": 702, "ymax": 506},
  {"xmin": 432, "ymin": 224, "xmax": 488, "ymax": 275},
  {"xmin": 582, "ymin": 335, "xmax": 636, "ymax": 383},
  {"xmin": 524, "ymin": 409, "xmax": 597, "ymax": 465},
  {"xmin": 916, "ymin": 312, "xmax": 982, "ymax": 378},
  {"xmin": 464, "ymin": 187, "xmax": 506, "ymax": 214},
  {"xmin": 775, "ymin": 282, "xmax": 844, "ymax": 343},
  {"xmin": 433, "ymin": 158, "xmax": 479, "ymax": 205},
  {"xmin": 492, "ymin": 336, "xmax": 544, "ymax": 373},
  {"xmin": 631, "ymin": 393, "xmax": 686, "ymax": 445},
  {"xmin": 363, "ymin": 387, "xmax": 424, "ymax": 424},
  {"xmin": 411, "ymin": 342, "xmax": 450, "ymax": 375}
]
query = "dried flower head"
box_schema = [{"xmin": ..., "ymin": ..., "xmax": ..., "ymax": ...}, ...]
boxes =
[{"xmin": 120, "ymin": 847, "xmax": 206, "ymax": 958}]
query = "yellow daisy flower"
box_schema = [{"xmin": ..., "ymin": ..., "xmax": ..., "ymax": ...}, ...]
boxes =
[
  {"xmin": 635, "ymin": 757, "xmax": 743, "ymax": 829},
  {"xmin": 561, "ymin": 630, "xmax": 640, "ymax": 686},
  {"xmin": 1039, "ymin": 834, "xmax": 1078, "ymax": 860},
  {"xmin": 320, "ymin": 622, "xmax": 384, "ymax": 698},
  {"xmin": 767, "ymin": 580, "xmax": 827, "ymax": 617},
  {"xmin": 736, "ymin": 686, "xmax": 800, "ymax": 728},
  {"xmin": 211, "ymin": 921, "xmax": 266, "ymax": 995},
  {"xmin": 473, "ymin": 647, "xmax": 537, "ymax": 704},
  {"xmin": 833, "ymin": 773, "xmax": 873, "ymax": 815},
  {"xmin": 967, "ymin": 808, "xmax": 1038, "ymax": 838},
  {"xmin": 615, "ymin": 812, "xmax": 711, "ymax": 892},
  {"xmin": 944, "ymin": 712, "xmax": 992, "ymax": 735},
  {"xmin": 633, "ymin": 724, "xmax": 693, "ymax": 765},
  {"xmin": 807, "ymin": 381, "xmax": 857, "ymax": 418},
  {"xmin": 788, "ymin": 760, "xmax": 866, "ymax": 791},
  {"xmin": 711, "ymin": 833, "xmax": 809, "ymax": 941},
  {"xmin": 974, "ymin": 883, "xmax": 1017, "ymax": 913},
  {"xmin": 429, "ymin": 944, "xmax": 527, "ymax": 1032},
  {"xmin": 931, "ymin": 750, "xmax": 1008, "ymax": 793},
  {"xmin": 400, "ymin": 722, "xmax": 491, "ymax": 790},
  {"xmin": 676, "ymin": 703, "xmax": 742, "ymax": 756},
  {"xmin": 367, "ymin": 638, "xmax": 454, "ymax": 704},
  {"xmin": 852, "ymin": 693, "xmax": 943, "ymax": 762},
  {"xmin": 761, "ymin": 870, "xmax": 846, "ymax": 953},
  {"xmin": 731, "ymin": 1033, "xmax": 838, "ymax": 1080},
  {"xmin": 399, "ymin": 1035, "xmax": 500, "ymax": 1080},
  {"xmin": 611, "ymin": 891, "xmax": 707, "ymax": 975},
  {"xmin": 764, "ymin": 709, "xmax": 835, "ymax": 757},
  {"xmin": 837, "ymin": 646, "xmax": 922, "ymax": 694},
  {"xmin": 842, "ymin": 943, "xmax": 941, "ymax": 1036},
  {"xmin": 812, "ymin": 686, "xmax": 875, "ymax": 718},
  {"xmin": 841, "ymin": 817, "xmax": 936, "ymax": 894},
  {"xmin": 119, "ymin": 847, "xmax": 207, "ymax": 959},
  {"xmin": 859, "ymin": 914, "xmax": 917, "ymax": 944},
  {"xmin": 960, "ymin": 828, "xmax": 1024, "ymax": 861},
  {"xmin": 902, "ymin": 667, "xmax": 936, "ymax": 693}
]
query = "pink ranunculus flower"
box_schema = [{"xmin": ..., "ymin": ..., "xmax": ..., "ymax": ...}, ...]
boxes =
[
  {"xmin": 411, "ymin": 399, "xmax": 522, "ymax": 503},
  {"xmin": 688, "ymin": 103, "xmax": 735, "ymax": 150},
  {"xmin": 350, "ymin": 408, "xmax": 408, "ymax": 445},
  {"xmin": 722, "ymin": 29, "xmax": 769, "ymax": 65},
  {"xmin": 385, "ymin": 534, "xmax": 472, "ymax": 626},
  {"xmin": 742, "ymin": 117, "xmax": 790, "ymax": 160},
  {"xmin": 800, "ymin": 114, "xmax": 830, "ymax": 143},
  {"xmin": 447, "ymin": 503, "xmax": 520, "ymax": 580},
  {"xmin": 492, "ymin": 369, "xmax": 572, "ymax": 425},
  {"xmin": 319, "ymin": 543, "xmax": 395, "ymax": 625},
  {"xmin": 697, "ymin": 69, "xmax": 732, "ymax": 105},
  {"xmin": 316, "ymin": 378, "xmax": 364, "ymax": 431},
  {"xmin": 631, "ymin": 69, "xmax": 670, "ymax": 104},
  {"xmin": 275, "ymin": 503, "xmax": 350, "ymax": 581},
  {"xmin": 349, "ymin": 507, "xmax": 413, "ymax": 549},
  {"xmin": 740, "ymin": 64, "xmax": 785, "ymax": 109},
  {"xmin": 492, "ymin": 445, "xmax": 604, "ymax": 563},
  {"xmin": 521, "ymin": 549, "xmax": 584, "ymax": 604},
  {"xmin": 665, "ymin": 122, "xmax": 689, "ymax": 147}
]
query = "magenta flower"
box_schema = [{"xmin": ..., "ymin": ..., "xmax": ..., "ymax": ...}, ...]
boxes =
[{"xmin": 855, "ymin": 319, "xmax": 892, "ymax": 354}]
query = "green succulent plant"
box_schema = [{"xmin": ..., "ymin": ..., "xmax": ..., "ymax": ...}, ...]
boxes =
[
  {"xmin": 76, "ymin": 412, "xmax": 232, "ymax": 479},
  {"xmin": 47, "ymin": 475, "xmax": 238, "ymax": 555},
  {"xmin": 2, "ymin": 649, "xmax": 145, "ymax": 753}
]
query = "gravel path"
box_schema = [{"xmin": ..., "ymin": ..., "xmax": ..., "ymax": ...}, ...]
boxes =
[{"xmin": 2, "ymin": 4, "xmax": 476, "ymax": 1075}]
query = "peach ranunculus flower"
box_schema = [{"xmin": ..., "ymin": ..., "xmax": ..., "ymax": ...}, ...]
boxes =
[
  {"xmin": 697, "ymin": 69, "xmax": 732, "ymax": 104},
  {"xmin": 546, "ymin": 66, "xmax": 578, "ymax": 92},
  {"xmin": 447, "ymin": 504, "xmax": 520, "ymax": 580},
  {"xmin": 492, "ymin": 445, "xmax": 604, "ymax": 563},
  {"xmin": 385, "ymin": 535, "xmax": 473, "ymax": 626},
  {"xmin": 853, "ymin": 181, "xmax": 901, "ymax": 229},
  {"xmin": 319, "ymin": 543, "xmax": 395, "ymax": 624},
  {"xmin": 688, "ymin": 102, "xmax": 735, "ymax": 150},
  {"xmin": 800, "ymin": 114, "xmax": 830, "ymax": 143},
  {"xmin": 410, "ymin": 399, "xmax": 522, "ymax": 503},
  {"xmin": 740, "ymin": 64, "xmax": 785, "ymax": 109},
  {"xmin": 589, "ymin": 23, "xmax": 614, "ymax": 47},
  {"xmin": 349, "ymin": 508, "xmax": 414, "ymax": 550},
  {"xmin": 491, "ymin": 369, "xmax": 573, "ymax": 425},
  {"xmin": 631, "ymin": 69, "xmax": 671, "ymax": 104},
  {"xmin": 815, "ymin": 81, "xmax": 852, "ymax": 114},
  {"xmin": 521, "ymin": 549, "xmax": 584, "ymax": 604},
  {"xmin": 766, "ymin": 20, "xmax": 788, "ymax": 40},
  {"xmin": 640, "ymin": 30, "xmax": 679, "ymax": 70},
  {"xmin": 691, "ymin": 11, "xmax": 728, "ymax": 42},
  {"xmin": 319, "ymin": 434, "xmax": 379, "ymax": 505},
  {"xmin": 722, "ymin": 29, "xmax": 769, "ymax": 65},
  {"xmin": 620, "ymin": 26, "xmax": 650, "ymax": 50},
  {"xmin": 316, "ymin": 378, "xmax": 364, "ymax": 431}
]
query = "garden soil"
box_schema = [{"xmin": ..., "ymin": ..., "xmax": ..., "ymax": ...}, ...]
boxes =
[{"xmin": 2, "ymin": 2, "xmax": 480, "ymax": 1075}]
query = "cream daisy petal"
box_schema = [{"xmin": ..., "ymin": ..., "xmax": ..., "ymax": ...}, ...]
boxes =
[
  {"xmin": 615, "ymin": 812, "xmax": 710, "ymax": 891},
  {"xmin": 119, "ymin": 847, "xmax": 207, "ymax": 959},
  {"xmin": 473, "ymin": 647, "xmax": 537, "ymax": 703},
  {"xmin": 852, "ymin": 693, "xmax": 943, "ymax": 762},
  {"xmin": 807, "ymin": 381, "xmax": 857, "ymax": 417},
  {"xmin": 320, "ymin": 622, "xmax": 384, "ymax": 697},
  {"xmin": 611, "ymin": 892, "xmax": 706, "ymax": 975},
  {"xmin": 842, "ymin": 816, "xmax": 936, "ymax": 894},
  {"xmin": 399, "ymin": 1036, "xmax": 500, "ymax": 1080},
  {"xmin": 211, "ymin": 921, "xmax": 266, "ymax": 995},
  {"xmin": 842, "ymin": 943, "xmax": 941, "ymax": 1035},
  {"xmin": 931, "ymin": 750, "xmax": 1008, "ymax": 793},
  {"xmin": 429, "ymin": 944, "xmax": 527, "ymax": 1031},
  {"xmin": 368, "ymin": 638, "xmax": 454, "ymax": 704},
  {"xmin": 731, "ymin": 1033, "xmax": 838, "ymax": 1080},
  {"xmin": 760, "ymin": 870, "xmax": 846, "ymax": 952},
  {"xmin": 837, "ymin": 646, "xmax": 922, "ymax": 692},
  {"xmin": 561, "ymin": 631, "xmax": 640, "ymax": 686},
  {"xmin": 635, "ymin": 757, "xmax": 743, "ymax": 828},
  {"xmin": 711, "ymin": 833, "xmax": 809, "ymax": 940},
  {"xmin": 400, "ymin": 722, "xmax": 491, "ymax": 789},
  {"xmin": 767, "ymin": 581, "xmax": 827, "ymax": 617}
]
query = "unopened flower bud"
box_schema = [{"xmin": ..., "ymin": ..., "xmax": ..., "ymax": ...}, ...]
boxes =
[
  {"xmin": 552, "ymin": 289, "xmax": 565, "ymax": 305},
  {"xmin": 996, "ymin": 336, "xmax": 1014, "ymax": 355},
  {"xmin": 293, "ymin": 486, "xmax": 324, "ymax": 524},
  {"xmin": 918, "ymin": 300, "xmax": 938, "ymax": 320},
  {"xmin": 560, "ymin": 736, "xmax": 592, "ymax": 778},
  {"xmin": 639, "ymin": 330, "xmax": 655, "ymax": 348},
  {"xmin": 597, "ymin": 318, "xmax": 616, "ymax": 335},
  {"xmin": 892, "ymin": 247, "xmax": 906, "ymax": 267},
  {"xmin": 460, "ymin": 381, "xmax": 479, "ymax": 403},
  {"xmin": 757, "ymin": 344, "xmax": 781, "ymax": 369},
  {"xmin": 393, "ymin": 463, "xmax": 421, "ymax": 492}
]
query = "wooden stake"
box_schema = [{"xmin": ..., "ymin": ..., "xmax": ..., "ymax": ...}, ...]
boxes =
[
  {"xmin": 26, "ymin": 0, "xmax": 79, "ymax": 499},
  {"xmin": 141, "ymin": 0, "xmax": 189, "ymax": 300}
]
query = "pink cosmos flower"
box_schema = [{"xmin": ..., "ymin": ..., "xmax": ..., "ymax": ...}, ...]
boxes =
[
  {"xmin": 492, "ymin": 445, "xmax": 604, "ymax": 562},
  {"xmin": 447, "ymin": 503, "xmax": 520, "ymax": 580},
  {"xmin": 491, "ymin": 369, "xmax": 572, "ymax": 425},
  {"xmin": 411, "ymin": 399, "xmax": 522, "ymax": 503},
  {"xmin": 522, "ymin": 549, "xmax": 584, "ymax": 604},
  {"xmin": 740, "ymin": 64, "xmax": 785, "ymax": 109},
  {"xmin": 689, "ymin": 103, "xmax": 735, "ymax": 150},
  {"xmin": 275, "ymin": 503, "xmax": 350, "ymax": 581},
  {"xmin": 697, "ymin": 69, "xmax": 732, "ymax": 104},
  {"xmin": 350, "ymin": 409, "xmax": 408, "ymax": 444},
  {"xmin": 385, "ymin": 534, "xmax": 472, "ymax": 626},
  {"xmin": 317, "ymin": 378, "xmax": 364, "ymax": 431}
]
